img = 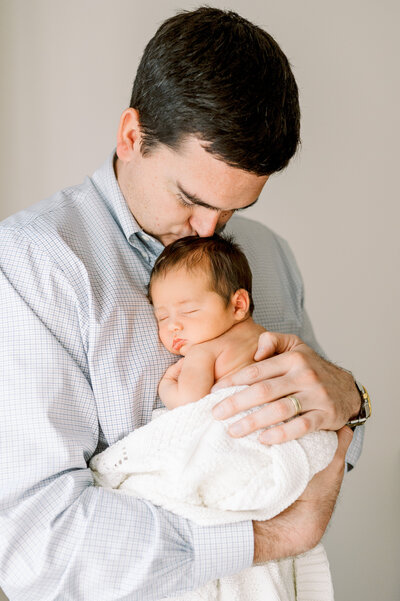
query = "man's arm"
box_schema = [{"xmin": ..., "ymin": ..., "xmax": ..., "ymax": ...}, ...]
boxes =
[
  {"xmin": 0, "ymin": 230, "xmax": 253, "ymax": 600},
  {"xmin": 253, "ymin": 426, "xmax": 353, "ymax": 562}
]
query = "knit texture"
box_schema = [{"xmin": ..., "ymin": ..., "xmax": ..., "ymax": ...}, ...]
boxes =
[{"xmin": 90, "ymin": 386, "xmax": 337, "ymax": 600}]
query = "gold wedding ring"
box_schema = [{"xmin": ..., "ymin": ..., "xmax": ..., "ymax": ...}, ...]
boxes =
[{"xmin": 288, "ymin": 395, "xmax": 302, "ymax": 416}]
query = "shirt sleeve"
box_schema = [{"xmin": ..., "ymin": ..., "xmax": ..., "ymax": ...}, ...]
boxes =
[
  {"xmin": 277, "ymin": 235, "xmax": 365, "ymax": 473},
  {"xmin": 0, "ymin": 228, "xmax": 253, "ymax": 601}
]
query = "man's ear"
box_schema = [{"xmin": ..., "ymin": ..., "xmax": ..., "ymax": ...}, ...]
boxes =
[
  {"xmin": 231, "ymin": 289, "xmax": 250, "ymax": 321},
  {"xmin": 116, "ymin": 108, "xmax": 142, "ymax": 162}
]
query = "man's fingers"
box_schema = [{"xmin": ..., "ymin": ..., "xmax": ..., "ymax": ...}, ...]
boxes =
[
  {"xmin": 211, "ymin": 331, "xmax": 358, "ymax": 440},
  {"xmin": 257, "ymin": 411, "xmax": 324, "ymax": 445},
  {"xmin": 254, "ymin": 331, "xmax": 302, "ymax": 360},
  {"xmin": 212, "ymin": 352, "xmax": 291, "ymax": 393},
  {"xmin": 212, "ymin": 374, "xmax": 297, "ymax": 420},
  {"xmin": 224, "ymin": 394, "xmax": 315, "ymax": 438}
]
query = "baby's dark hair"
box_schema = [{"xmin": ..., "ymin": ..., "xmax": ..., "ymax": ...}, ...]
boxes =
[{"xmin": 148, "ymin": 234, "xmax": 254, "ymax": 315}]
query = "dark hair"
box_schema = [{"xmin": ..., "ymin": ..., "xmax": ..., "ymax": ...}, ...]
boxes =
[
  {"xmin": 130, "ymin": 6, "xmax": 300, "ymax": 176},
  {"xmin": 148, "ymin": 234, "xmax": 254, "ymax": 315}
]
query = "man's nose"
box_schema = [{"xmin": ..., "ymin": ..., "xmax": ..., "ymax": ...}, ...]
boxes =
[{"xmin": 190, "ymin": 208, "xmax": 221, "ymax": 237}]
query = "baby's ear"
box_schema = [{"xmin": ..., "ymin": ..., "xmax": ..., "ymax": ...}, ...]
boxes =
[{"xmin": 231, "ymin": 289, "xmax": 250, "ymax": 320}]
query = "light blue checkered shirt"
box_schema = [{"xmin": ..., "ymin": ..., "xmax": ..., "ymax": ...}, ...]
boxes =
[{"xmin": 0, "ymin": 152, "xmax": 363, "ymax": 601}]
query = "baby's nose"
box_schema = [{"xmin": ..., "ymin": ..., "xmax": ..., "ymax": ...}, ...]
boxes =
[{"xmin": 168, "ymin": 320, "xmax": 183, "ymax": 332}]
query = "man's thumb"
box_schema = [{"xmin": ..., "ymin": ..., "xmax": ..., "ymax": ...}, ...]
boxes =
[{"xmin": 254, "ymin": 331, "xmax": 300, "ymax": 361}]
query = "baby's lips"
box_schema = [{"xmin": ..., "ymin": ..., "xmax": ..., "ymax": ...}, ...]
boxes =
[{"xmin": 172, "ymin": 338, "xmax": 185, "ymax": 351}]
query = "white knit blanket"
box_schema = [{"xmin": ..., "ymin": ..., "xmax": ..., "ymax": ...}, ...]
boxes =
[{"xmin": 90, "ymin": 386, "xmax": 337, "ymax": 601}]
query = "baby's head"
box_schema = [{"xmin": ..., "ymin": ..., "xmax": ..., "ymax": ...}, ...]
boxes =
[{"xmin": 148, "ymin": 234, "xmax": 254, "ymax": 355}]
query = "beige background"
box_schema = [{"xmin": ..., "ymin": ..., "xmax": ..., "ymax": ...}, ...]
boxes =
[{"xmin": 0, "ymin": 1, "xmax": 399, "ymax": 600}]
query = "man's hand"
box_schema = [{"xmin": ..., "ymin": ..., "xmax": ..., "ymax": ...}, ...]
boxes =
[
  {"xmin": 212, "ymin": 331, "xmax": 361, "ymax": 444},
  {"xmin": 253, "ymin": 426, "xmax": 353, "ymax": 562}
]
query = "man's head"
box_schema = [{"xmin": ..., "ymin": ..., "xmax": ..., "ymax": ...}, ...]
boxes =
[
  {"xmin": 148, "ymin": 234, "xmax": 254, "ymax": 355},
  {"xmin": 116, "ymin": 7, "xmax": 300, "ymax": 245},
  {"xmin": 130, "ymin": 6, "xmax": 300, "ymax": 176}
]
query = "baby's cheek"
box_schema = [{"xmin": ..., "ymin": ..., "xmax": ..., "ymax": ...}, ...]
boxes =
[
  {"xmin": 159, "ymin": 329, "xmax": 173, "ymax": 353},
  {"xmin": 158, "ymin": 326, "xmax": 167, "ymax": 345}
]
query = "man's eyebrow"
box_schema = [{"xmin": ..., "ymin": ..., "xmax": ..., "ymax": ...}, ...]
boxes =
[{"xmin": 176, "ymin": 182, "xmax": 259, "ymax": 212}]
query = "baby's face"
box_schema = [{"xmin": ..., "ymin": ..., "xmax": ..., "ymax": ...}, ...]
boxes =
[{"xmin": 151, "ymin": 267, "xmax": 236, "ymax": 355}]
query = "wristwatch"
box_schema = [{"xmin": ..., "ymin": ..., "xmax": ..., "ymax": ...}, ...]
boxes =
[{"xmin": 346, "ymin": 382, "xmax": 372, "ymax": 428}]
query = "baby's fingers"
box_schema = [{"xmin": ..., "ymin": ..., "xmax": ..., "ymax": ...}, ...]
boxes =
[{"xmin": 164, "ymin": 358, "xmax": 184, "ymax": 380}]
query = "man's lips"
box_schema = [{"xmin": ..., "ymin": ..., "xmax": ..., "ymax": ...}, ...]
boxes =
[{"xmin": 172, "ymin": 338, "xmax": 186, "ymax": 351}]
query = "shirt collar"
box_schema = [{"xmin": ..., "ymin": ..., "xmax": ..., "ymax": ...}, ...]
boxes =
[{"xmin": 90, "ymin": 150, "xmax": 164, "ymax": 264}]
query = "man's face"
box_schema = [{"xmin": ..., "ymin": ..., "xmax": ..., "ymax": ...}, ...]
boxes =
[{"xmin": 116, "ymin": 116, "xmax": 269, "ymax": 246}]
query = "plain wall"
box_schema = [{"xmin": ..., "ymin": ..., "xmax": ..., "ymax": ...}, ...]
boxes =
[{"xmin": 1, "ymin": 1, "xmax": 399, "ymax": 600}]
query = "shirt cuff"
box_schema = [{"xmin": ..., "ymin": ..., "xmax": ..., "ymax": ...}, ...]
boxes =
[
  {"xmin": 345, "ymin": 423, "xmax": 365, "ymax": 472},
  {"xmin": 191, "ymin": 520, "xmax": 254, "ymax": 586}
]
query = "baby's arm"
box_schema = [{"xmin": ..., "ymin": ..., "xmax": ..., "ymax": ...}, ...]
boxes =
[{"xmin": 158, "ymin": 347, "xmax": 216, "ymax": 410}]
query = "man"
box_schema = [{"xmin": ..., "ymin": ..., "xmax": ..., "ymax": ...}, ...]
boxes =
[{"xmin": 0, "ymin": 7, "xmax": 368, "ymax": 601}]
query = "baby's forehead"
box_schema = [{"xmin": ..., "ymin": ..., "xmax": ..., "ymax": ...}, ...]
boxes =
[
  {"xmin": 150, "ymin": 265, "xmax": 214, "ymax": 301},
  {"xmin": 152, "ymin": 264, "xmax": 210, "ymax": 286}
]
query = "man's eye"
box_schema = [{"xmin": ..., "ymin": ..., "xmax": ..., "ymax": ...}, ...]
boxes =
[
  {"xmin": 157, "ymin": 316, "xmax": 168, "ymax": 322},
  {"xmin": 184, "ymin": 310, "xmax": 199, "ymax": 314},
  {"xmin": 176, "ymin": 194, "xmax": 193, "ymax": 208}
]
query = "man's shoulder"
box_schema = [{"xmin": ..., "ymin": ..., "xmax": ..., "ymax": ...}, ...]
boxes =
[
  {"xmin": 225, "ymin": 215, "xmax": 287, "ymax": 251},
  {"xmin": 226, "ymin": 214, "xmax": 276, "ymax": 238},
  {"xmin": 225, "ymin": 215, "xmax": 295, "ymax": 267},
  {"xmin": 0, "ymin": 179, "xmax": 92, "ymax": 239},
  {"xmin": 225, "ymin": 216, "xmax": 304, "ymax": 332},
  {"xmin": 0, "ymin": 177, "xmax": 104, "ymax": 294}
]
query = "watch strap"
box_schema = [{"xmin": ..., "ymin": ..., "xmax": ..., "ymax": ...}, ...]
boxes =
[{"xmin": 346, "ymin": 382, "xmax": 371, "ymax": 428}]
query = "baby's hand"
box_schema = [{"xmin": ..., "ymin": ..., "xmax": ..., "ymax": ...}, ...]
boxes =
[
  {"xmin": 162, "ymin": 358, "xmax": 184, "ymax": 381},
  {"xmin": 158, "ymin": 358, "xmax": 185, "ymax": 410}
]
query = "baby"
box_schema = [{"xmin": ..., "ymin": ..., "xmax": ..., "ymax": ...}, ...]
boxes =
[
  {"xmin": 91, "ymin": 234, "xmax": 336, "ymax": 601},
  {"xmin": 148, "ymin": 233, "xmax": 266, "ymax": 409}
]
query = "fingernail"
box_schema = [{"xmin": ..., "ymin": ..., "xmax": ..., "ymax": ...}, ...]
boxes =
[
  {"xmin": 228, "ymin": 422, "xmax": 244, "ymax": 436},
  {"xmin": 259, "ymin": 432, "xmax": 274, "ymax": 445},
  {"xmin": 211, "ymin": 383, "xmax": 223, "ymax": 392},
  {"xmin": 212, "ymin": 403, "xmax": 227, "ymax": 419}
]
